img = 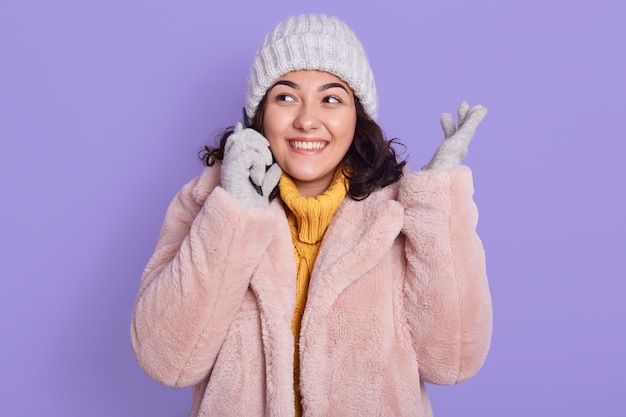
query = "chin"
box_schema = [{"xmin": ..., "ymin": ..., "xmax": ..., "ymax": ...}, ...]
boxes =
[{"xmin": 288, "ymin": 170, "xmax": 326, "ymax": 182}]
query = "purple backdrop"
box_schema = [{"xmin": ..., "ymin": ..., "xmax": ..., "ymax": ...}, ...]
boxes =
[{"xmin": 1, "ymin": 0, "xmax": 624, "ymax": 416}]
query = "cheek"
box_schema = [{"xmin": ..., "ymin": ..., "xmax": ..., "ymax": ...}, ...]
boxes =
[
  {"xmin": 329, "ymin": 113, "xmax": 357, "ymax": 143},
  {"xmin": 262, "ymin": 111, "xmax": 283, "ymax": 153},
  {"xmin": 263, "ymin": 107, "xmax": 289, "ymax": 140}
]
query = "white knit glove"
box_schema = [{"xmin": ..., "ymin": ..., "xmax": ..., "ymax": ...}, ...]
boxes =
[
  {"xmin": 220, "ymin": 123, "xmax": 282, "ymax": 208},
  {"xmin": 422, "ymin": 102, "xmax": 487, "ymax": 171}
]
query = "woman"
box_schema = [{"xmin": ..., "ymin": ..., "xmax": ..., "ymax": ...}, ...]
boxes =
[{"xmin": 131, "ymin": 13, "xmax": 492, "ymax": 417}]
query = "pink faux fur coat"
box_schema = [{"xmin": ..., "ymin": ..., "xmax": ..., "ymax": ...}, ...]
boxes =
[{"xmin": 131, "ymin": 164, "xmax": 492, "ymax": 417}]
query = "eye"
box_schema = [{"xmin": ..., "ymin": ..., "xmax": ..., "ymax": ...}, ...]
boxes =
[
  {"xmin": 276, "ymin": 94, "xmax": 295, "ymax": 102},
  {"xmin": 323, "ymin": 95, "xmax": 342, "ymax": 104}
]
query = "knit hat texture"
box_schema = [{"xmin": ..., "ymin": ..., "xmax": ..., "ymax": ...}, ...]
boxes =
[{"xmin": 245, "ymin": 14, "xmax": 378, "ymax": 123}]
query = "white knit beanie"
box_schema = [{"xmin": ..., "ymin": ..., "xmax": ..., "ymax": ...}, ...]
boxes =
[{"xmin": 245, "ymin": 14, "xmax": 378, "ymax": 124}]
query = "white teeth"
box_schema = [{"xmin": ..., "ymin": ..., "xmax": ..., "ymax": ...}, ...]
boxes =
[{"xmin": 289, "ymin": 141, "xmax": 327, "ymax": 150}]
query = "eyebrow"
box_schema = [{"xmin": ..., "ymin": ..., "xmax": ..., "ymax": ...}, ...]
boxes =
[
  {"xmin": 268, "ymin": 80, "xmax": 350, "ymax": 94},
  {"xmin": 319, "ymin": 82, "xmax": 350, "ymax": 94}
]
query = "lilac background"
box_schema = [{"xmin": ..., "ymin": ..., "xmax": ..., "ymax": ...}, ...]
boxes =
[{"xmin": 1, "ymin": 0, "xmax": 624, "ymax": 415}]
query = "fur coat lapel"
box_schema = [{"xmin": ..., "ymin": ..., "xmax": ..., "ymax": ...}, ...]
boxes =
[
  {"xmin": 245, "ymin": 187, "xmax": 406, "ymax": 416},
  {"xmin": 247, "ymin": 201, "xmax": 297, "ymax": 417},
  {"xmin": 303, "ymin": 187, "xmax": 405, "ymax": 323}
]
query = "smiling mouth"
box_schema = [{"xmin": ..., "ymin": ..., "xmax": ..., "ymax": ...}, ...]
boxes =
[{"xmin": 288, "ymin": 140, "xmax": 328, "ymax": 150}]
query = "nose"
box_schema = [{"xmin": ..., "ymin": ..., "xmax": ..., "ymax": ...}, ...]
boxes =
[{"xmin": 293, "ymin": 102, "xmax": 321, "ymax": 131}]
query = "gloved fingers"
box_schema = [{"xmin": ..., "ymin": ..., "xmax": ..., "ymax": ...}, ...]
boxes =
[
  {"xmin": 440, "ymin": 113, "xmax": 456, "ymax": 139},
  {"xmin": 262, "ymin": 163, "xmax": 283, "ymax": 195},
  {"xmin": 224, "ymin": 130, "xmax": 273, "ymax": 190},
  {"xmin": 259, "ymin": 142, "xmax": 275, "ymax": 167},
  {"xmin": 457, "ymin": 101, "xmax": 470, "ymax": 127},
  {"xmin": 247, "ymin": 140, "xmax": 273, "ymax": 181},
  {"xmin": 456, "ymin": 105, "xmax": 487, "ymax": 138},
  {"xmin": 224, "ymin": 127, "xmax": 269, "ymax": 155},
  {"xmin": 249, "ymin": 160, "xmax": 267, "ymax": 187},
  {"xmin": 224, "ymin": 132, "xmax": 237, "ymax": 155},
  {"xmin": 469, "ymin": 104, "xmax": 487, "ymax": 123},
  {"xmin": 225, "ymin": 139, "xmax": 271, "ymax": 170},
  {"xmin": 224, "ymin": 123, "xmax": 244, "ymax": 154},
  {"xmin": 220, "ymin": 127, "xmax": 276, "ymax": 207},
  {"xmin": 239, "ymin": 127, "xmax": 270, "ymax": 146}
]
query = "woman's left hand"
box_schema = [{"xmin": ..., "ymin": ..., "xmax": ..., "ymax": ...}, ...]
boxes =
[{"xmin": 422, "ymin": 102, "xmax": 487, "ymax": 171}]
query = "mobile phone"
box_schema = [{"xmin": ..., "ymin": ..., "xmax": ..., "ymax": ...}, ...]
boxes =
[{"xmin": 242, "ymin": 107, "xmax": 250, "ymax": 128}]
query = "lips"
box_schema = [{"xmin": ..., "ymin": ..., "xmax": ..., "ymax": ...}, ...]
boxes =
[{"xmin": 288, "ymin": 140, "xmax": 329, "ymax": 150}]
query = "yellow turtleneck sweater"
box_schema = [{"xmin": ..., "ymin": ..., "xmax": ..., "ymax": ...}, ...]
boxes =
[{"xmin": 278, "ymin": 169, "xmax": 348, "ymax": 417}]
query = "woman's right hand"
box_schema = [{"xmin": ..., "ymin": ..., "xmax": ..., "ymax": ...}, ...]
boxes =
[{"xmin": 220, "ymin": 122, "xmax": 282, "ymax": 208}]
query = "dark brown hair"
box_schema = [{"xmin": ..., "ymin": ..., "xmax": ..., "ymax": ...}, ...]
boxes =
[{"xmin": 199, "ymin": 97, "xmax": 406, "ymax": 200}]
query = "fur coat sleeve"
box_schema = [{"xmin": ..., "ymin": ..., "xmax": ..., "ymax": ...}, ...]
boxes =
[
  {"xmin": 398, "ymin": 166, "xmax": 492, "ymax": 385},
  {"xmin": 130, "ymin": 165, "xmax": 279, "ymax": 387}
]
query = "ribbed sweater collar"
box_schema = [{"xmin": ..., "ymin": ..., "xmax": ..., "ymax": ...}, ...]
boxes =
[{"xmin": 279, "ymin": 169, "xmax": 348, "ymax": 245}]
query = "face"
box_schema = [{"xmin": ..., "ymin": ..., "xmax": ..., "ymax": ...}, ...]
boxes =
[{"xmin": 262, "ymin": 70, "xmax": 357, "ymax": 197}]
